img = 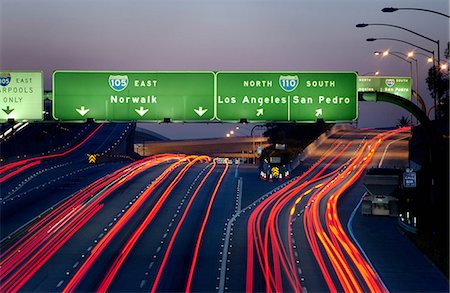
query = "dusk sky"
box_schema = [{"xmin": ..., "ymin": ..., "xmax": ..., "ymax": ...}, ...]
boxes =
[{"xmin": 1, "ymin": 0, "xmax": 448, "ymax": 139}]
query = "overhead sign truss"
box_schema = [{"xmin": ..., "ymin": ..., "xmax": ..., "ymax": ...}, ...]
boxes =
[{"xmin": 53, "ymin": 71, "xmax": 358, "ymax": 123}]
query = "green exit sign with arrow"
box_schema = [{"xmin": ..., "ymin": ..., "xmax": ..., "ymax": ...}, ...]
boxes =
[
  {"xmin": 0, "ymin": 71, "xmax": 43, "ymax": 122},
  {"xmin": 53, "ymin": 71, "xmax": 215, "ymax": 122},
  {"xmin": 216, "ymin": 72, "xmax": 357, "ymax": 122},
  {"xmin": 53, "ymin": 71, "xmax": 357, "ymax": 123}
]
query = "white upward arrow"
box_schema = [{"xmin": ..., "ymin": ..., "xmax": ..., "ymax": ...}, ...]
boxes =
[
  {"xmin": 76, "ymin": 106, "xmax": 90, "ymax": 116},
  {"xmin": 135, "ymin": 106, "xmax": 149, "ymax": 117},
  {"xmin": 194, "ymin": 106, "xmax": 208, "ymax": 117},
  {"xmin": 315, "ymin": 108, "xmax": 323, "ymax": 117},
  {"xmin": 256, "ymin": 108, "xmax": 264, "ymax": 117}
]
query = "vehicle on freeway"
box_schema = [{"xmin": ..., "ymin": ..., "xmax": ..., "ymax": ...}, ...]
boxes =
[{"xmin": 259, "ymin": 152, "xmax": 291, "ymax": 182}]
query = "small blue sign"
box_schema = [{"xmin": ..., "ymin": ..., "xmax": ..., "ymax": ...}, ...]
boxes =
[
  {"xmin": 0, "ymin": 72, "xmax": 11, "ymax": 87},
  {"xmin": 403, "ymin": 171, "xmax": 416, "ymax": 188},
  {"xmin": 279, "ymin": 75, "xmax": 299, "ymax": 92},
  {"xmin": 108, "ymin": 75, "xmax": 128, "ymax": 91}
]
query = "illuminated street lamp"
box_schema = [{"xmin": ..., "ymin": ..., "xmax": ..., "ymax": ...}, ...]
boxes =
[
  {"xmin": 374, "ymin": 50, "xmax": 420, "ymax": 113},
  {"xmin": 366, "ymin": 38, "xmax": 434, "ymax": 57},
  {"xmin": 360, "ymin": 71, "xmax": 380, "ymax": 76},
  {"xmin": 358, "ymin": 23, "xmax": 440, "ymax": 66},
  {"xmin": 367, "ymin": 38, "xmax": 439, "ymax": 118},
  {"xmin": 381, "ymin": 7, "xmax": 449, "ymax": 18},
  {"xmin": 407, "ymin": 51, "xmax": 434, "ymax": 64}
]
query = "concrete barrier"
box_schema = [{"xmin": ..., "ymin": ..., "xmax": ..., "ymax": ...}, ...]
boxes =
[{"xmin": 292, "ymin": 124, "xmax": 354, "ymax": 169}]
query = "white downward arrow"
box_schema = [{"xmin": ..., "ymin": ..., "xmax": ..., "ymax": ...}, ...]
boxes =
[
  {"xmin": 256, "ymin": 108, "xmax": 264, "ymax": 117},
  {"xmin": 315, "ymin": 108, "xmax": 323, "ymax": 117},
  {"xmin": 194, "ymin": 106, "xmax": 208, "ymax": 117},
  {"xmin": 76, "ymin": 106, "xmax": 90, "ymax": 116},
  {"xmin": 135, "ymin": 106, "xmax": 149, "ymax": 117}
]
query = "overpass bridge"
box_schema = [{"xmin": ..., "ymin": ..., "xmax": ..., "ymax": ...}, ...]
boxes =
[{"xmin": 134, "ymin": 136, "xmax": 270, "ymax": 160}]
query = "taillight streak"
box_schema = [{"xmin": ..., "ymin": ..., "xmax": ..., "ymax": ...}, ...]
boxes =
[
  {"xmin": 63, "ymin": 155, "xmax": 210, "ymax": 292},
  {"xmin": 147, "ymin": 160, "xmax": 218, "ymax": 293},
  {"xmin": 0, "ymin": 154, "xmax": 182, "ymax": 292},
  {"xmin": 185, "ymin": 159, "xmax": 229, "ymax": 293},
  {"xmin": 0, "ymin": 123, "xmax": 105, "ymax": 182}
]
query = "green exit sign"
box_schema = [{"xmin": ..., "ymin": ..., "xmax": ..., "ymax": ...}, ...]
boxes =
[
  {"xmin": 53, "ymin": 71, "xmax": 215, "ymax": 121},
  {"xmin": 216, "ymin": 72, "xmax": 357, "ymax": 122},
  {"xmin": 357, "ymin": 76, "xmax": 411, "ymax": 100},
  {"xmin": 53, "ymin": 71, "xmax": 358, "ymax": 123},
  {"xmin": 0, "ymin": 71, "xmax": 43, "ymax": 122}
]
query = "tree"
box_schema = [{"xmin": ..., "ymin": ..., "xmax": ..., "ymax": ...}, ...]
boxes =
[
  {"xmin": 397, "ymin": 116, "xmax": 411, "ymax": 127},
  {"xmin": 426, "ymin": 65, "xmax": 449, "ymax": 120}
]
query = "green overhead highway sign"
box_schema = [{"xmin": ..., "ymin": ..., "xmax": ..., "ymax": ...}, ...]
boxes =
[
  {"xmin": 52, "ymin": 71, "xmax": 358, "ymax": 123},
  {"xmin": 357, "ymin": 76, "xmax": 411, "ymax": 100},
  {"xmin": 0, "ymin": 71, "xmax": 43, "ymax": 122},
  {"xmin": 216, "ymin": 72, "xmax": 357, "ymax": 122},
  {"xmin": 53, "ymin": 71, "xmax": 215, "ymax": 121}
]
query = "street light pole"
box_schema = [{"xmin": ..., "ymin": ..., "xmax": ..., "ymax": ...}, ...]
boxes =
[
  {"xmin": 381, "ymin": 7, "xmax": 449, "ymax": 18},
  {"xmin": 250, "ymin": 125, "xmax": 266, "ymax": 165},
  {"xmin": 361, "ymin": 71, "xmax": 380, "ymax": 76},
  {"xmin": 375, "ymin": 51, "xmax": 416, "ymax": 125},
  {"xmin": 358, "ymin": 23, "xmax": 441, "ymax": 77},
  {"xmin": 366, "ymin": 38, "xmax": 434, "ymax": 59},
  {"xmin": 367, "ymin": 38, "xmax": 438, "ymax": 118},
  {"xmin": 359, "ymin": 22, "xmax": 443, "ymax": 115}
]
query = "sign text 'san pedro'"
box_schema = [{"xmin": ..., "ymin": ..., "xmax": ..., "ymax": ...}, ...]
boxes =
[{"xmin": 216, "ymin": 72, "xmax": 357, "ymax": 122}]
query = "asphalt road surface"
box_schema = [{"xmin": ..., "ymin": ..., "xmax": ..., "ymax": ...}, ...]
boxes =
[{"xmin": 1, "ymin": 126, "xmax": 448, "ymax": 292}]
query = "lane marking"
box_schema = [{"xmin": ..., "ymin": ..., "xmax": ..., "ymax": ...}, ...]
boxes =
[
  {"xmin": 140, "ymin": 280, "xmax": 146, "ymax": 288},
  {"xmin": 237, "ymin": 177, "xmax": 243, "ymax": 212},
  {"xmin": 378, "ymin": 135, "xmax": 409, "ymax": 168}
]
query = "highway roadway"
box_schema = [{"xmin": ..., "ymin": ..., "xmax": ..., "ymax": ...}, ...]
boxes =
[
  {"xmin": 1, "ymin": 123, "xmax": 134, "ymax": 237},
  {"xmin": 1, "ymin": 125, "xmax": 448, "ymax": 292}
]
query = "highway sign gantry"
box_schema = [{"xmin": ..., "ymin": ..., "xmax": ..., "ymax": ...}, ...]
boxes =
[
  {"xmin": 53, "ymin": 71, "xmax": 215, "ymax": 121},
  {"xmin": 216, "ymin": 72, "xmax": 357, "ymax": 122},
  {"xmin": 357, "ymin": 76, "xmax": 411, "ymax": 100},
  {"xmin": 52, "ymin": 71, "xmax": 358, "ymax": 123},
  {"xmin": 0, "ymin": 71, "xmax": 43, "ymax": 122}
]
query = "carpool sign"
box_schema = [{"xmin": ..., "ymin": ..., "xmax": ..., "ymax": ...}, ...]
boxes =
[
  {"xmin": 0, "ymin": 71, "xmax": 43, "ymax": 121},
  {"xmin": 357, "ymin": 76, "xmax": 411, "ymax": 100},
  {"xmin": 53, "ymin": 71, "xmax": 215, "ymax": 121},
  {"xmin": 216, "ymin": 72, "xmax": 357, "ymax": 122}
]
